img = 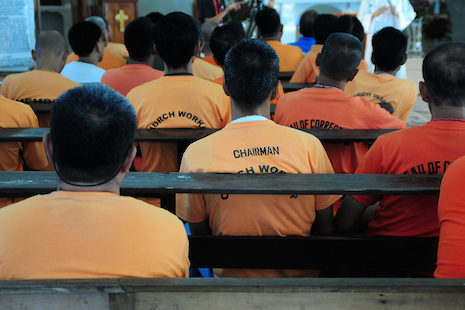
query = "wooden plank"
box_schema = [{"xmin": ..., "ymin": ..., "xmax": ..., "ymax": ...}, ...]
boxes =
[
  {"xmin": 0, "ymin": 172, "xmax": 441, "ymax": 197},
  {"xmin": 0, "ymin": 128, "xmax": 399, "ymax": 143},
  {"xmin": 188, "ymin": 235, "xmax": 438, "ymax": 271},
  {"xmin": 278, "ymin": 71, "xmax": 294, "ymax": 81},
  {"xmin": 282, "ymin": 82, "xmax": 314, "ymax": 92}
]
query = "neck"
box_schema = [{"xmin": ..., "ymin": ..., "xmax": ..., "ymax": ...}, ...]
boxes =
[
  {"xmin": 36, "ymin": 63, "xmax": 61, "ymax": 73},
  {"xmin": 231, "ymin": 100, "xmax": 271, "ymax": 121},
  {"xmin": 78, "ymin": 53, "xmax": 99, "ymax": 66},
  {"xmin": 128, "ymin": 55, "xmax": 154, "ymax": 67},
  {"xmin": 314, "ymin": 76, "xmax": 345, "ymax": 91},
  {"xmin": 374, "ymin": 65, "xmax": 398, "ymax": 76},
  {"xmin": 430, "ymin": 105, "xmax": 465, "ymax": 121},
  {"xmin": 203, "ymin": 46, "xmax": 213, "ymax": 56},
  {"xmin": 56, "ymin": 178, "xmax": 121, "ymax": 195},
  {"xmin": 262, "ymin": 33, "xmax": 281, "ymax": 41},
  {"xmin": 164, "ymin": 62, "xmax": 192, "ymax": 75}
]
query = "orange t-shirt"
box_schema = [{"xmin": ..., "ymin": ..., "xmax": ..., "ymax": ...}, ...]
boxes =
[
  {"xmin": 192, "ymin": 58, "xmax": 224, "ymax": 81},
  {"xmin": 354, "ymin": 121, "xmax": 465, "ymax": 238},
  {"xmin": 0, "ymin": 70, "xmax": 80, "ymax": 127},
  {"xmin": 266, "ymin": 40, "xmax": 304, "ymax": 72},
  {"xmin": 106, "ymin": 42, "xmax": 129, "ymax": 58},
  {"xmin": 345, "ymin": 70, "xmax": 417, "ymax": 122},
  {"xmin": 101, "ymin": 64, "xmax": 163, "ymax": 96},
  {"xmin": 67, "ymin": 48, "xmax": 127, "ymax": 71},
  {"xmin": 290, "ymin": 53, "xmax": 369, "ymax": 83},
  {"xmin": 127, "ymin": 75, "xmax": 231, "ymax": 173},
  {"xmin": 274, "ymin": 87, "xmax": 406, "ymax": 174},
  {"xmin": 177, "ymin": 119, "xmax": 340, "ymax": 278},
  {"xmin": 306, "ymin": 44, "xmax": 323, "ymax": 56},
  {"xmin": 435, "ymin": 155, "xmax": 465, "ymax": 278},
  {"xmin": 0, "ymin": 95, "xmax": 48, "ymax": 208},
  {"xmin": 203, "ymin": 55, "xmax": 220, "ymax": 67},
  {"xmin": 0, "ymin": 191, "xmax": 189, "ymax": 279}
]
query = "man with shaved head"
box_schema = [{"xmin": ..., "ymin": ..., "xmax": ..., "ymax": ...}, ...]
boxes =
[
  {"xmin": 1, "ymin": 30, "xmax": 80, "ymax": 127},
  {"xmin": 275, "ymin": 33, "xmax": 405, "ymax": 180}
]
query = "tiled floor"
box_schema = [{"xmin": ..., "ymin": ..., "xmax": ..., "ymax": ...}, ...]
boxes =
[{"xmin": 405, "ymin": 57, "xmax": 430, "ymax": 127}]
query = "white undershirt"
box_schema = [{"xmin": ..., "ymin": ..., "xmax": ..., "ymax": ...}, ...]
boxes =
[{"xmin": 231, "ymin": 115, "xmax": 268, "ymax": 123}]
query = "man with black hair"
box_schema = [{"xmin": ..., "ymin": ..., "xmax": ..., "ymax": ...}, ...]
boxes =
[
  {"xmin": 291, "ymin": 14, "xmax": 368, "ymax": 83},
  {"xmin": 66, "ymin": 16, "xmax": 127, "ymax": 71},
  {"xmin": 255, "ymin": 7, "xmax": 303, "ymax": 72},
  {"xmin": 61, "ymin": 21, "xmax": 106, "ymax": 83},
  {"xmin": 101, "ymin": 17, "xmax": 163, "ymax": 96},
  {"xmin": 177, "ymin": 39, "xmax": 340, "ymax": 278},
  {"xmin": 192, "ymin": 22, "xmax": 224, "ymax": 81},
  {"xmin": 276, "ymin": 33, "xmax": 405, "ymax": 178},
  {"xmin": 289, "ymin": 9, "xmax": 318, "ymax": 53},
  {"xmin": 127, "ymin": 12, "xmax": 230, "ymax": 206},
  {"xmin": 336, "ymin": 43, "xmax": 465, "ymax": 244},
  {"xmin": 0, "ymin": 84, "xmax": 189, "ymax": 279},
  {"xmin": 1, "ymin": 31, "xmax": 80, "ymax": 127},
  {"xmin": 198, "ymin": 0, "xmax": 242, "ymax": 24},
  {"xmin": 345, "ymin": 27, "xmax": 416, "ymax": 122}
]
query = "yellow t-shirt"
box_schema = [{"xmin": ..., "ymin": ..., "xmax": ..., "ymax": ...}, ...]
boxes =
[
  {"xmin": 192, "ymin": 58, "xmax": 224, "ymax": 81},
  {"xmin": 266, "ymin": 40, "xmax": 304, "ymax": 72},
  {"xmin": 0, "ymin": 70, "xmax": 81, "ymax": 127},
  {"xmin": 127, "ymin": 75, "xmax": 231, "ymax": 172},
  {"xmin": 106, "ymin": 42, "xmax": 129, "ymax": 58},
  {"xmin": 177, "ymin": 119, "xmax": 340, "ymax": 277},
  {"xmin": 0, "ymin": 95, "xmax": 48, "ymax": 208},
  {"xmin": 0, "ymin": 191, "xmax": 189, "ymax": 279},
  {"xmin": 344, "ymin": 70, "xmax": 417, "ymax": 122}
]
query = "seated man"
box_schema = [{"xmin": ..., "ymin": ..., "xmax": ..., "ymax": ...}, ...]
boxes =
[
  {"xmin": 0, "ymin": 30, "xmax": 80, "ymax": 127},
  {"xmin": 288, "ymin": 9, "xmax": 318, "ymax": 53},
  {"xmin": 66, "ymin": 16, "xmax": 127, "ymax": 71},
  {"xmin": 335, "ymin": 43, "xmax": 465, "ymax": 241},
  {"xmin": 101, "ymin": 17, "xmax": 163, "ymax": 96},
  {"xmin": 127, "ymin": 12, "xmax": 230, "ymax": 205},
  {"xmin": 200, "ymin": 21, "xmax": 220, "ymax": 66},
  {"xmin": 177, "ymin": 39, "xmax": 340, "ymax": 278},
  {"xmin": 102, "ymin": 16, "xmax": 129, "ymax": 58},
  {"xmin": 275, "ymin": 33, "xmax": 405, "ymax": 176},
  {"xmin": 0, "ymin": 95, "xmax": 48, "ymax": 207},
  {"xmin": 345, "ymin": 27, "xmax": 417, "ymax": 122},
  {"xmin": 0, "ymin": 84, "xmax": 189, "ymax": 279},
  {"xmin": 291, "ymin": 15, "xmax": 368, "ymax": 83},
  {"xmin": 192, "ymin": 24, "xmax": 224, "ymax": 82},
  {"xmin": 61, "ymin": 21, "xmax": 106, "ymax": 84},
  {"xmin": 255, "ymin": 8, "xmax": 303, "ymax": 72}
]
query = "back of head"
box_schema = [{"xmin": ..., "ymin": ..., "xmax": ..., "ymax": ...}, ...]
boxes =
[
  {"xmin": 153, "ymin": 12, "xmax": 199, "ymax": 69},
  {"xmin": 85, "ymin": 16, "xmax": 107, "ymax": 35},
  {"xmin": 319, "ymin": 33, "xmax": 362, "ymax": 81},
  {"xmin": 228, "ymin": 21, "xmax": 246, "ymax": 39},
  {"xmin": 68, "ymin": 21, "xmax": 102, "ymax": 57},
  {"xmin": 35, "ymin": 30, "xmax": 68, "ymax": 60},
  {"xmin": 51, "ymin": 84, "xmax": 136, "ymax": 185},
  {"xmin": 300, "ymin": 10, "xmax": 318, "ymax": 37},
  {"xmin": 423, "ymin": 42, "xmax": 465, "ymax": 107},
  {"xmin": 124, "ymin": 17, "xmax": 154, "ymax": 61},
  {"xmin": 224, "ymin": 39, "xmax": 279, "ymax": 112},
  {"xmin": 210, "ymin": 24, "xmax": 243, "ymax": 66},
  {"xmin": 334, "ymin": 15, "xmax": 364, "ymax": 42},
  {"xmin": 372, "ymin": 27, "xmax": 407, "ymax": 72},
  {"xmin": 314, "ymin": 14, "xmax": 337, "ymax": 44},
  {"xmin": 146, "ymin": 12, "xmax": 164, "ymax": 24},
  {"xmin": 255, "ymin": 8, "xmax": 281, "ymax": 37}
]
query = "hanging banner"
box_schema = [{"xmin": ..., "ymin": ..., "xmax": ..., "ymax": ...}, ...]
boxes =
[{"xmin": 0, "ymin": 0, "xmax": 35, "ymax": 71}]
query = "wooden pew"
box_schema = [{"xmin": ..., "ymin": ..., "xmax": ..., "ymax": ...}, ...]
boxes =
[
  {"xmin": 0, "ymin": 127, "xmax": 400, "ymax": 143},
  {"xmin": 278, "ymin": 71, "xmax": 294, "ymax": 82},
  {"xmin": 282, "ymin": 82, "xmax": 314, "ymax": 92},
  {"xmin": 1, "ymin": 278, "xmax": 465, "ymax": 310}
]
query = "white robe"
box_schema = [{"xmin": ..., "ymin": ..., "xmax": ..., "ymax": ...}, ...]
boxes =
[{"xmin": 357, "ymin": 0, "xmax": 416, "ymax": 78}]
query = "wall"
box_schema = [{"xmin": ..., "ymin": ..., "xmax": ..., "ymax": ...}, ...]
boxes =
[
  {"xmin": 139, "ymin": 0, "xmax": 193, "ymax": 16},
  {"xmin": 445, "ymin": 0, "xmax": 465, "ymax": 42}
]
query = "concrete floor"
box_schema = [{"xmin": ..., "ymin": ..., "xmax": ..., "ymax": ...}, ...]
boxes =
[{"xmin": 405, "ymin": 57, "xmax": 431, "ymax": 127}]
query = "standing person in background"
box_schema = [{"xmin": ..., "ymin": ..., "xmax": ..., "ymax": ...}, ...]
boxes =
[
  {"xmin": 357, "ymin": 0, "xmax": 416, "ymax": 77},
  {"xmin": 198, "ymin": 0, "xmax": 243, "ymax": 24}
]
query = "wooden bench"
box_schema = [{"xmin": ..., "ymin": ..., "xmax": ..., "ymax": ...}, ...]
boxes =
[
  {"xmin": 1, "ymin": 278, "xmax": 464, "ymax": 309},
  {"xmin": 0, "ymin": 127, "xmax": 400, "ymax": 143}
]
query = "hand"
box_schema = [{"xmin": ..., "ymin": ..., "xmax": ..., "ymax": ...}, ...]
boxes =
[
  {"xmin": 372, "ymin": 6, "xmax": 389, "ymax": 18},
  {"xmin": 227, "ymin": 1, "xmax": 243, "ymax": 12}
]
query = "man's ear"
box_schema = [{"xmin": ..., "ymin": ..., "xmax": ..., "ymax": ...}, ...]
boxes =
[
  {"xmin": 400, "ymin": 54, "xmax": 408, "ymax": 66},
  {"xmin": 419, "ymin": 81, "xmax": 430, "ymax": 103},
  {"xmin": 42, "ymin": 132, "xmax": 54, "ymax": 163},
  {"xmin": 315, "ymin": 53, "xmax": 321, "ymax": 67},
  {"xmin": 31, "ymin": 49, "xmax": 37, "ymax": 62},
  {"xmin": 122, "ymin": 145, "xmax": 137, "ymax": 174},
  {"xmin": 347, "ymin": 69, "xmax": 359, "ymax": 82},
  {"xmin": 223, "ymin": 80, "xmax": 231, "ymax": 97},
  {"xmin": 152, "ymin": 44, "xmax": 157, "ymax": 56},
  {"xmin": 193, "ymin": 42, "xmax": 201, "ymax": 57},
  {"xmin": 270, "ymin": 80, "xmax": 280, "ymax": 101}
]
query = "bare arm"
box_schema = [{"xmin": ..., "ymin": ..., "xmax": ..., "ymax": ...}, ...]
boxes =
[
  {"xmin": 311, "ymin": 205, "xmax": 333, "ymax": 236},
  {"xmin": 205, "ymin": 1, "xmax": 243, "ymax": 24},
  {"xmin": 334, "ymin": 196, "xmax": 370, "ymax": 233}
]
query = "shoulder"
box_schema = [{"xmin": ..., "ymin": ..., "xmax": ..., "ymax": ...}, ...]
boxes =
[{"xmin": 0, "ymin": 95, "xmax": 35, "ymax": 117}]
